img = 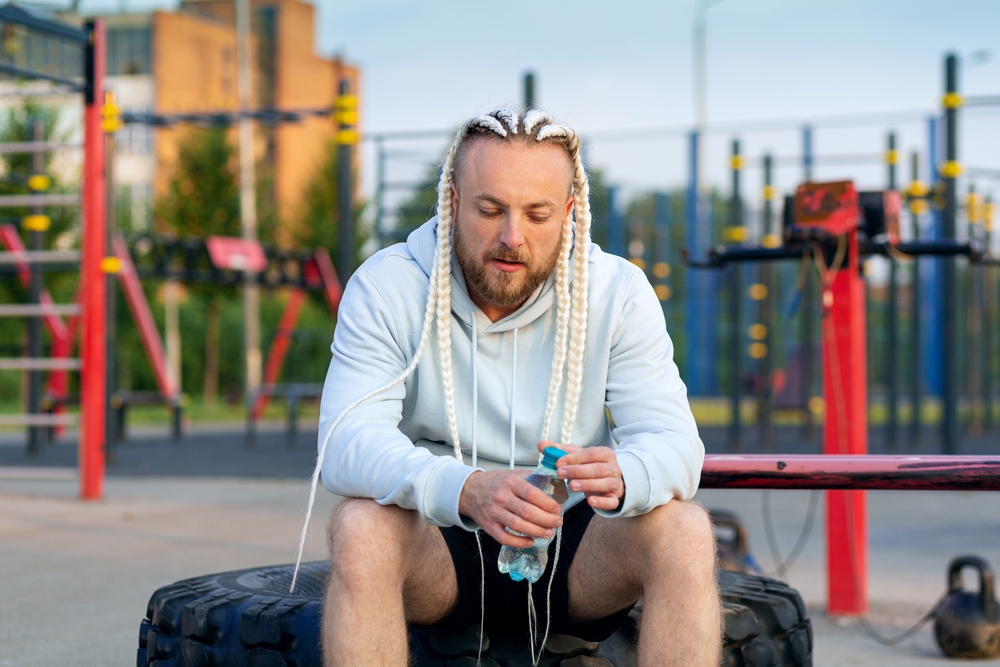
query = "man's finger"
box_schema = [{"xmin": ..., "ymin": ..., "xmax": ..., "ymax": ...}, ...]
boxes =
[
  {"xmin": 537, "ymin": 440, "xmax": 581, "ymax": 455},
  {"xmin": 586, "ymin": 494, "xmax": 622, "ymax": 511},
  {"xmin": 504, "ymin": 495, "xmax": 563, "ymax": 531},
  {"xmin": 482, "ymin": 521, "xmax": 535, "ymax": 548},
  {"xmin": 556, "ymin": 447, "xmax": 612, "ymax": 469},
  {"xmin": 510, "ymin": 478, "xmax": 562, "ymax": 514},
  {"xmin": 559, "ymin": 461, "xmax": 616, "ymax": 480},
  {"xmin": 568, "ymin": 477, "xmax": 620, "ymax": 495}
]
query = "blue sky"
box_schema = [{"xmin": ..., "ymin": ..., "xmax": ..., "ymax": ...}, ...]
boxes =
[{"xmin": 80, "ymin": 0, "xmax": 1000, "ymax": 212}]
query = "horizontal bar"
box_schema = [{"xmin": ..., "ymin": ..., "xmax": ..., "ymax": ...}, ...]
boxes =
[
  {"xmin": 0, "ymin": 358, "xmax": 81, "ymax": 371},
  {"xmin": 701, "ymin": 455, "xmax": 1000, "ymax": 491},
  {"xmin": 0, "ymin": 193, "xmax": 79, "ymax": 207},
  {"xmin": 0, "ymin": 413, "xmax": 78, "ymax": 426},
  {"xmin": 0, "ymin": 61, "xmax": 85, "ymax": 90},
  {"xmin": 0, "ymin": 304, "xmax": 81, "ymax": 317},
  {"xmin": 965, "ymin": 95, "xmax": 1000, "ymax": 107},
  {"xmin": 0, "ymin": 250, "xmax": 80, "ymax": 264},
  {"xmin": 0, "ymin": 141, "xmax": 82, "ymax": 153},
  {"xmin": 0, "ymin": 5, "xmax": 90, "ymax": 42}
]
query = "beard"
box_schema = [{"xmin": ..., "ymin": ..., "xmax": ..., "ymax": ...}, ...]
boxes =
[{"xmin": 453, "ymin": 221, "xmax": 563, "ymax": 309}]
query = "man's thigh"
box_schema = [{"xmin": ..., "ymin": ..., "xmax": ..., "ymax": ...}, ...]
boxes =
[
  {"xmin": 566, "ymin": 500, "xmax": 711, "ymax": 623},
  {"xmin": 564, "ymin": 509, "xmax": 645, "ymax": 623},
  {"xmin": 327, "ymin": 499, "xmax": 459, "ymax": 625}
]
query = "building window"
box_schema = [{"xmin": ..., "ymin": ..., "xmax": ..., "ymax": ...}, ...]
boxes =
[{"xmin": 107, "ymin": 26, "xmax": 151, "ymax": 76}]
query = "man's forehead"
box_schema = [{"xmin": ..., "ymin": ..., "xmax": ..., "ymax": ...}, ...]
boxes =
[{"xmin": 456, "ymin": 137, "xmax": 574, "ymax": 193}]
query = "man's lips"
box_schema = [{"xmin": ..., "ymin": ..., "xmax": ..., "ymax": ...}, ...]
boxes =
[{"xmin": 490, "ymin": 258, "xmax": 524, "ymax": 273}]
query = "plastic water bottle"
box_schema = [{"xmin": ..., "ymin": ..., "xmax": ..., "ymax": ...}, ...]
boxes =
[{"xmin": 498, "ymin": 446, "xmax": 569, "ymax": 584}]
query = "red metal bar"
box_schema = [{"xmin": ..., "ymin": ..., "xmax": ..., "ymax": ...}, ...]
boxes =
[
  {"xmin": 311, "ymin": 247, "xmax": 342, "ymax": 314},
  {"xmin": 113, "ymin": 233, "xmax": 177, "ymax": 398},
  {"xmin": 80, "ymin": 20, "xmax": 106, "ymax": 500},
  {"xmin": 252, "ymin": 288, "xmax": 307, "ymax": 420},
  {"xmin": 701, "ymin": 455, "xmax": 1000, "ymax": 491},
  {"xmin": 821, "ymin": 227, "xmax": 868, "ymax": 615}
]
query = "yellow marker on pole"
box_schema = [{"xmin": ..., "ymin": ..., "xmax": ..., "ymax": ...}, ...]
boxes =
[
  {"xmin": 21, "ymin": 215, "xmax": 50, "ymax": 232},
  {"xmin": 27, "ymin": 174, "xmax": 50, "ymax": 191}
]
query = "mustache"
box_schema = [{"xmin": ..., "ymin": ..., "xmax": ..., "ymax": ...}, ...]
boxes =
[{"xmin": 484, "ymin": 247, "xmax": 531, "ymax": 266}]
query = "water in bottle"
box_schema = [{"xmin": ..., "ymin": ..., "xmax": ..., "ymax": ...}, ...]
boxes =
[{"xmin": 497, "ymin": 446, "xmax": 569, "ymax": 583}]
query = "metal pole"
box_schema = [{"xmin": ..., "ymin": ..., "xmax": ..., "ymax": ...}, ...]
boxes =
[
  {"xmin": 375, "ymin": 136, "xmax": 384, "ymax": 250},
  {"xmin": 886, "ymin": 132, "xmax": 899, "ymax": 449},
  {"xmin": 335, "ymin": 80, "xmax": 357, "ymax": 286},
  {"xmin": 728, "ymin": 139, "xmax": 743, "ymax": 451},
  {"xmin": 984, "ymin": 193, "xmax": 995, "ymax": 431},
  {"xmin": 968, "ymin": 183, "xmax": 982, "ymax": 435},
  {"xmin": 942, "ymin": 53, "xmax": 960, "ymax": 454},
  {"xmin": 607, "ymin": 185, "xmax": 623, "ymax": 257},
  {"xmin": 523, "ymin": 71, "xmax": 535, "ymax": 111},
  {"xmin": 759, "ymin": 153, "xmax": 774, "ymax": 451},
  {"xmin": 909, "ymin": 151, "xmax": 923, "ymax": 445},
  {"xmin": 104, "ymin": 94, "xmax": 118, "ymax": 459},
  {"xmin": 802, "ymin": 125, "xmax": 816, "ymax": 439},
  {"xmin": 80, "ymin": 19, "xmax": 107, "ymax": 500},
  {"xmin": 26, "ymin": 121, "xmax": 44, "ymax": 455},
  {"xmin": 686, "ymin": 130, "xmax": 701, "ymax": 395},
  {"xmin": 236, "ymin": 0, "xmax": 261, "ymax": 394}
]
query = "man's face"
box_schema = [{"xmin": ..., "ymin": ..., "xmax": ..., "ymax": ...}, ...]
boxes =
[{"xmin": 452, "ymin": 138, "xmax": 574, "ymax": 320}]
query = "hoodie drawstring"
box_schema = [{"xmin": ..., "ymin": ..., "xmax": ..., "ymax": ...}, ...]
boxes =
[
  {"xmin": 471, "ymin": 308, "xmax": 479, "ymax": 468},
  {"xmin": 509, "ymin": 327, "xmax": 518, "ymax": 470}
]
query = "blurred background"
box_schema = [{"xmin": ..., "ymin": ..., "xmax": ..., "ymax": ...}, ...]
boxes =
[{"xmin": 0, "ymin": 0, "xmax": 997, "ymax": 455}]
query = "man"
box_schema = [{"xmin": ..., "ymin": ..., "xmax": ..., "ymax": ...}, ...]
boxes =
[{"xmin": 316, "ymin": 109, "xmax": 719, "ymax": 666}]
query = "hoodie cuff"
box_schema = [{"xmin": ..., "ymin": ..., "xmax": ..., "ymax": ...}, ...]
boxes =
[
  {"xmin": 422, "ymin": 457, "xmax": 481, "ymax": 530},
  {"xmin": 595, "ymin": 450, "xmax": 651, "ymax": 518}
]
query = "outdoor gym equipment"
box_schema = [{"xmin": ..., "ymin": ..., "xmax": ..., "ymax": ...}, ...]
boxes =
[
  {"xmin": 0, "ymin": 7, "xmax": 108, "ymax": 499},
  {"xmin": 933, "ymin": 556, "xmax": 1000, "ymax": 658},
  {"xmin": 687, "ymin": 177, "xmax": 995, "ymax": 616}
]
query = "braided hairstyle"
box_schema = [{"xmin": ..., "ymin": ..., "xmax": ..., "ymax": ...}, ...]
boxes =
[
  {"xmin": 291, "ymin": 109, "xmax": 592, "ymax": 592},
  {"xmin": 434, "ymin": 107, "xmax": 592, "ymax": 458}
]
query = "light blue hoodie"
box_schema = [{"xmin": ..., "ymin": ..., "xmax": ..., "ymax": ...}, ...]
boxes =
[{"xmin": 318, "ymin": 217, "xmax": 704, "ymax": 530}]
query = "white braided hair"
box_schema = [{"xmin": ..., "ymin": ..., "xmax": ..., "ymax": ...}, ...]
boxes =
[{"xmin": 290, "ymin": 110, "xmax": 594, "ymax": 609}]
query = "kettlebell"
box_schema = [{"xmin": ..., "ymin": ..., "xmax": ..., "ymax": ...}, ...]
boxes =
[
  {"xmin": 709, "ymin": 509, "xmax": 752, "ymax": 573},
  {"xmin": 933, "ymin": 555, "xmax": 1000, "ymax": 658}
]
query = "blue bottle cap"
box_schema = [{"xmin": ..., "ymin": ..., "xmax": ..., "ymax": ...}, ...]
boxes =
[{"xmin": 542, "ymin": 446, "xmax": 567, "ymax": 471}]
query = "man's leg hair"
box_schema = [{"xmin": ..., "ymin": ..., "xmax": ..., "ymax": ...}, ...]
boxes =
[
  {"xmin": 322, "ymin": 498, "xmax": 459, "ymax": 667},
  {"xmin": 566, "ymin": 500, "xmax": 722, "ymax": 667}
]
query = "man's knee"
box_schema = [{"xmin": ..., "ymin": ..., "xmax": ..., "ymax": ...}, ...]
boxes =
[
  {"xmin": 641, "ymin": 501, "xmax": 716, "ymax": 571},
  {"xmin": 327, "ymin": 499, "xmax": 413, "ymax": 580}
]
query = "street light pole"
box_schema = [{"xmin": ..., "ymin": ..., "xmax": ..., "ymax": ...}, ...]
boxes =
[{"xmin": 692, "ymin": 0, "xmax": 729, "ymax": 181}]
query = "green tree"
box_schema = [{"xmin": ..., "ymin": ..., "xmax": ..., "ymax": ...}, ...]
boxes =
[
  {"xmin": 294, "ymin": 139, "xmax": 367, "ymax": 266},
  {"xmin": 154, "ymin": 127, "xmax": 242, "ymax": 404}
]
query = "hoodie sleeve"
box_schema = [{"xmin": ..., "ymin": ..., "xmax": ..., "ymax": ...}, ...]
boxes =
[
  {"xmin": 595, "ymin": 270, "xmax": 705, "ymax": 518},
  {"xmin": 317, "ymin": 271, "xmax": 479, "ymax": 529}
]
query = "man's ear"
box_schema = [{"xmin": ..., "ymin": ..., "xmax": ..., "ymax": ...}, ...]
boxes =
[
  {"xmin": 451, "ymin": 182, "xmax": 459, "ymax": 216},
  {"xmin": 564, "ymin": 196, "xmax": 574, "ymax": 219}
]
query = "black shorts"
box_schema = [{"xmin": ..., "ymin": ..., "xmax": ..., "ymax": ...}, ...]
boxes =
[{"xmin": 416, "ymin": 501, "xmax": 635, "ymax": 642}]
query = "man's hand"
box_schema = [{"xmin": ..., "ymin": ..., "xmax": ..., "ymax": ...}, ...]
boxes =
[
  {"xmin": 459, "ymin": 470, "xmax": 563, "ymax": 548},
  {"xmin": 539, "ymin": 440, "xmax": 625, "ymax": 512}
]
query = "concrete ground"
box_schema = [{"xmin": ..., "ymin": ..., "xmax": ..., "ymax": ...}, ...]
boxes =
[{"xmin": 1, "ymin": 424, "xmax": 999, "ymax": 666}]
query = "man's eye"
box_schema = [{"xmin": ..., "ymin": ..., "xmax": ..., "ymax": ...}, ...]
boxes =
[
  {"xmin": 529, "ymin": 215, "xmax": 549, "ymax": 223},
  {"xmin": 479, "ymin": 208, "xmax": 501, "ymax": 217}
]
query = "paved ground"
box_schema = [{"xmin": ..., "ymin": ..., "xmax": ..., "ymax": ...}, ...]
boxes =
[{"xmin": 1, "ymin": 423, "xmax": 999, "ymax": 666}]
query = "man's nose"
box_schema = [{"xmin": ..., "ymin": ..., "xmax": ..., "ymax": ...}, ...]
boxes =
[{"xmin": 498, "ymin": 215, "xmax": 526, "ymax": 248}]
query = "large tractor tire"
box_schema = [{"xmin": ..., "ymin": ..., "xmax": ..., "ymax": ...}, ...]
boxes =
[{"xmin": 137, "ymin": 562, "xmax": 811, "ymax": 667}]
